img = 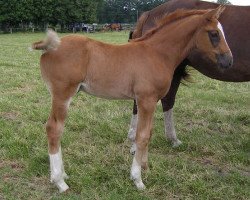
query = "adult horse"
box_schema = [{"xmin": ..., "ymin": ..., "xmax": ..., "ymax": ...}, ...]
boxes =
[
  {"xmin": 32, "ymin": 7, "xmax": 232, "ymax": 192},
  {"xmin": 128, "ymin": 0, "xmax": 250, "ymax": 153},
  {"xmin": 103, "ymin": 23, "xmax": 122, "ymax": 31}
]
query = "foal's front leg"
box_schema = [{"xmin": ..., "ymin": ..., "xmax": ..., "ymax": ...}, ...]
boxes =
[
  {"xmin": 131, "ymin": 98, "xmax": 156, "ymax": 190},
  {"xmin": 46, "ymin": 96, "xmax": 72, "ymax": 192}
]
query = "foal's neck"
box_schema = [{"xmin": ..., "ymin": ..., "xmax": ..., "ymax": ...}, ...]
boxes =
[{"xmin": 145, "ymin": 15, "xmax": 202, "ymax": 68}]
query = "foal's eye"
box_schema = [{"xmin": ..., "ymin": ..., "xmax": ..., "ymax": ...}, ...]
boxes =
[
  {"xmin": 210, "ymin": 31, "xmax": 219, "ymax": 38},
  {"xmin": 208, "ymin": 30, "xmax": 220, "ymax": 47}
]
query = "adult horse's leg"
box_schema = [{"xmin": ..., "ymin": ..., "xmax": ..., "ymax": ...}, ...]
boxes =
[
  {"xmin": 46, "ymin": 85, "xmax": 77, "ymax": 192},
  {"xmin": 127, "ymin": 30, "xmax": 138, "ymax": 154},
  {"xmin": 128, "ymin": 101, "xmax": 138, "ymax": 154},
  {"xmin": 131, "ymin": 97, "xmax": 156, "ymax": 189},
  {"xmin": 161, "ymin": 62, "xmax": 188, "ymax": 147}
]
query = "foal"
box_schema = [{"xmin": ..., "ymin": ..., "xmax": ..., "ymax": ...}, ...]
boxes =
[{"xmin": 32, "ymin": 7, "xmax": 232, "ymax": 192}]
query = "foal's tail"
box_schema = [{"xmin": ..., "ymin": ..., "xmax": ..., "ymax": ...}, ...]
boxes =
[{"xmin": 31, "ymin": 29, "xmax": 61, "ymax": 51}]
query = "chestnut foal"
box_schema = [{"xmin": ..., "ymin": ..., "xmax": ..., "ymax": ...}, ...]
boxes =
[{"xmin": 32, "ymin": 7, "xmax": 232, "ymax": 192}]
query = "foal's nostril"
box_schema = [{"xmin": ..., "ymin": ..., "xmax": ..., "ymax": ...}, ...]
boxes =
[{"xmin": 216, "ymin": 53, "xmax": 233, "ymax": 69}]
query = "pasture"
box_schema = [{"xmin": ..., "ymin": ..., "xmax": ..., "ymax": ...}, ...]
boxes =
[{"xmin": 0, "ymin": 31, "xmax": 249, "ymax": 199}]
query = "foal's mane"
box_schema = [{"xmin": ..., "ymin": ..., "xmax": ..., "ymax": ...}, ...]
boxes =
[{"xmin": 132, "ymin": 9, "xmax": 209, "ymax": 42}]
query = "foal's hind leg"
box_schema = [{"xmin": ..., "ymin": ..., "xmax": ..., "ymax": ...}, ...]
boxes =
[
  {"xmin": 131, "ymin": 98, "xmax": 156, "ymax": 190},
  {"xmin": 46, "ymin": 86, "xmax": 77, "ymax": 192}
]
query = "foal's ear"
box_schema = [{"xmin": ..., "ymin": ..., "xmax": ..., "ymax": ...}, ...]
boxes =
[{"xmin": 204, "ymin": 5, "xmax": 226, "ymax": 21}]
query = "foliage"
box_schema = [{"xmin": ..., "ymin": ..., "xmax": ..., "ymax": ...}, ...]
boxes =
[
  {"xmin": 0, "ymin": 0, "xmax": 168, "ymax": 31},
  {"xmin": 98, "ymin": 0, "xmax": 167, "ymax": 23},
  {"xmin": 0, "ymin": 0, "xmax": 101, "ymax": 30},
  {"xmin": 0, "ymin": 0, "xmax": 34, "ymax": 28},
  {"xmin": 217, "ymin": 0, "xmax": 232, "ymax": 4}
]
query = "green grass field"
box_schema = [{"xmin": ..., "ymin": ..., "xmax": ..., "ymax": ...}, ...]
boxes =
[{"xmin": 0, "ymin": 31, "xmax": 249, "ymax": 200}]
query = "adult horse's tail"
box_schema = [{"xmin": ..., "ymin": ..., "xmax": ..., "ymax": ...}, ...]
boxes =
[{"xmin": 31, "ymin": 29, "xmax": 60, "ymax": 51}]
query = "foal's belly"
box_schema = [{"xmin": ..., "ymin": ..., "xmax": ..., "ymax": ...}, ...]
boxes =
[{"xmin": 78, "ymin": 81, "xmax": 134, "ymax": 100}]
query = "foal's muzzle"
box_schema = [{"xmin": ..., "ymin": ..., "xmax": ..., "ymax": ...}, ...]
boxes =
[{"xmin": 216, "ymin": 52, "xmax": 233, "ymax": 69}]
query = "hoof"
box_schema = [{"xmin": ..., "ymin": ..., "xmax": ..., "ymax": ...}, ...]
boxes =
[
  {"xmin": 135, "ymin": 181, "xmax": 146, "ymax": 190},
  {"xmin": 172, "ymin": 139, "xmax": 182, "ymax": 148},
  {"xmin": 130, "ymin": 176, "xmax": 146, "ymax": 190},
  {"xmin": 55, "ymin": 179, "xmax": 69, "ymax": 193}
]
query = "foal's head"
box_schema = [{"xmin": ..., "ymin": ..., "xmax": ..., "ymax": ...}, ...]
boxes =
[{"xmin": 195, "ymin": 6, "xmax": 233, "ymax": 69}]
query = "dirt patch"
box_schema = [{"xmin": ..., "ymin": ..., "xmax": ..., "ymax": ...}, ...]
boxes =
[
  {"xmin": 0, "ymin": 160, "xmax": 24, "ymax": 171},
  {"xmin": 236, "ymin": 168, "xmax": 250, "ymax": 177},
  {"xmin": 0, "ymin": 112, "xmax": 19, "ymax": 121}
]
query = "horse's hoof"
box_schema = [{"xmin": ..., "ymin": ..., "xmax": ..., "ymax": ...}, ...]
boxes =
[
  {"xmin": 55, "ymin": 180, "xmax": 69, "ymax": 193},
  {"xmin": 172, "ymin": 139, "xmax": 182, "ymax": 148},
  {"xmin": 135, "ymin": 181, "xmax": 146, "ymax": 190}
]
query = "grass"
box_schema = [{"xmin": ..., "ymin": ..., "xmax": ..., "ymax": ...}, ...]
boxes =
[{"xmin": 0, "ymin": 31, "xmax": 249, "ymax": 200}]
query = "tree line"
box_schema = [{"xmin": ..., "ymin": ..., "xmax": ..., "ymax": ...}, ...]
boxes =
[
  {"xmin": 0, "ymin": 0, "xmax": 231, "ymax": 32},
  {"xmin": 0, "ymin": 0, "xmax": 166, "ymax": 32}
]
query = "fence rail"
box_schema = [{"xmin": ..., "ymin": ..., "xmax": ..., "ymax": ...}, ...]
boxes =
[{"xmin": 0, "ymin": 23, "xmax": 136, "ymax": 34}]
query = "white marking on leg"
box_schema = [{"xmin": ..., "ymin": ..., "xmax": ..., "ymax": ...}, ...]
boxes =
[
  {"xmin": 49, "ymin": 148, "xmax": 69, "ymax": 192},
  {"xmin": 128, "ymin": 114, "xmax": 138, "ymax": 141},
  {"xmin": 128, "ymin": 114, "xmax": 138, "ymax": 154},
  {"xmin": 164, "ymin": 109, "xmax": 182, "ymax": 147},
  {"xmin": 58, "ymin": 147, "xmax": 69, "ymax": 180},
  {"xmin": 130, "ymin": 157, "xmax": 145, "ymax": 190}
]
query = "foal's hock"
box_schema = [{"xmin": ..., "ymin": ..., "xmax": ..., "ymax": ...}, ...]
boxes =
[{"xmin": 32, "ymin": 7, "xmax": 232, "ymax": 192}]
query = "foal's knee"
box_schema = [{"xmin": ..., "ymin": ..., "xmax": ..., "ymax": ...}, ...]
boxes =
[{"xmin": 136, "ymin": 133, "xmax": 151, "ymax": 150}]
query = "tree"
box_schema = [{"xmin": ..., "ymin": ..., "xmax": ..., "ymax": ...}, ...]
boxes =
[
  {"xmin": 0, "ymin": 0, "xmax": 167, "ymax": 32},
  {"xmin": 0, "ymin": 0, "xmax": 34, "ymax": 30},
  {"xmin": 217, "ymin": 0, "xmax": 232, "ymax": 4},
  {"xmin": 97, "ymin": 0, "xmax": 167, "ymax": 23},
  {"xmin": 0, "ymin": 0, "xmax": 101, "ymax": 31}
]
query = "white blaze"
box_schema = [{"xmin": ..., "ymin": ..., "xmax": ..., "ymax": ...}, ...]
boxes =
[
  {"xmin": 217, "ymin": 22, "xmax": 232, "ymax": 55},
  {"xmin": 218, "ymin": 22, "xmax": 226, "ymax": 39}
]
